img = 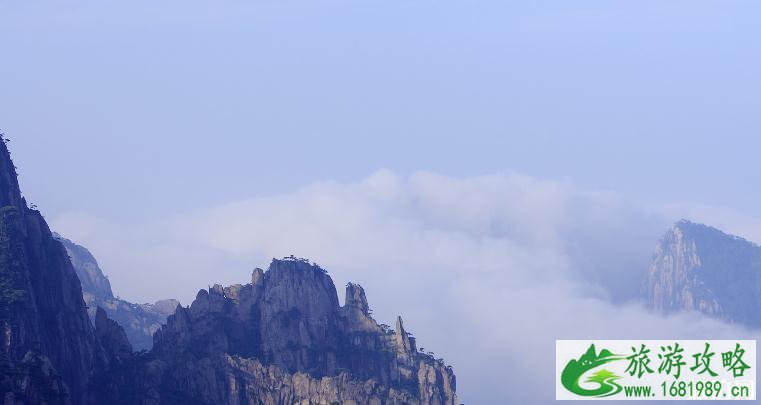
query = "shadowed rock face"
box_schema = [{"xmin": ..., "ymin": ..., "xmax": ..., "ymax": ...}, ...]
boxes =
[
  {"xmin": 54, "ymin": 235, "xmax": 179, "ymax": 351},
  {"xmin": 95, "ymin": 307, "xmax": 133, "ymax": 363},
  {"xmin": 1, "ymin": 137, "xmax": 457, "ymax": 404},
  {"xmin": 107, "ymin": 257, "xmax": 458, "ymax": 405},
  {"xmin": 0, "ymin": 139, "xmax": 105, "ymax": 404},
  {"xmin": 643, "ymin": 220, "xmax": 761, "ymax": 327}
]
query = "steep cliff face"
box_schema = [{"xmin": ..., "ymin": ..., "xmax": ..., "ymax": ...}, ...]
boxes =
[
  {"xmin": 643, "ymin": 220, "xmax": 761, "ymax": 327},
  {"xmin": 1, "ymin": 136, "xmax": 458, "ymax": 404},
  {"xmin": 54, "ymin": 234, "xmax": 114, "ymax": 301},
  {"xmin": 94, "ymin": 307, "xmax": 133, "ymax": 364},
  {"xmin": 54, "ymin": 235, "xmax": 179, "ymax": 351},
  {"xmin": 0, "ymin": 139, "xmax": 105, "ymax": 404},
  {"xmin": 102, "ymin": 257, "xmax": 457, "ymax": 404}
]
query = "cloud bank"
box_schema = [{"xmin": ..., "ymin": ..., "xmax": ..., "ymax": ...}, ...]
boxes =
[{"xmin": 52, "ymin": 170, "xmax": 761, "ymax": 403}]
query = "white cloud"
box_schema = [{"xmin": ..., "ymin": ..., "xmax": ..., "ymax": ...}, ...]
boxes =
[{"xmin": 50, "ymin": 170, "xmax": 761, "ymax": 403}]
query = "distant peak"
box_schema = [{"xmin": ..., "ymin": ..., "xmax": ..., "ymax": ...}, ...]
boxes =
[
  {"xmin": 674, "ymin": 218, "xmax": 695, "ymax": 227},
  {"xmin": 646, "ymin": 219, "xmax": 761, "ymax": 327},
  {"xmin": 668, "ymin": 220, "xmax": 755, "ymax": 246},
  {"xmin": 671, "ymin": 219, "xmax": 710, "ymax": 232}
]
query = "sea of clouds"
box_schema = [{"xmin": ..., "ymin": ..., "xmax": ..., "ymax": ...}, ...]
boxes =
[{"xmin": 52, "ymin": 170, "xmax": 761, "ymax": 403}]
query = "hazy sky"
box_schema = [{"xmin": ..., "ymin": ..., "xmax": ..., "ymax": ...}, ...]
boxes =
[
  {"xmin": 2, "ymin": 1, "xmax": 761, "ymax": 403},
  {"xmin": 2, "ymin": 0, "xmax": 760, "ymax": 223}
]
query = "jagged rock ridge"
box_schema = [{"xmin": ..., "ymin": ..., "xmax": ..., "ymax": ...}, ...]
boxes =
[
  {"xmin": 96, "ymin": 257, "xmax": 458, "ymax": 404},
  {"xmin": 0, "ymin": 135, "xmax": 458, "ymax": 404},
  {"xmin": 54, "ymin": 234, "xmax": 179, "ymax": 351},
  {"xmin": 643, "ymin": 219, "xmax": 761, "ymax": 327}
]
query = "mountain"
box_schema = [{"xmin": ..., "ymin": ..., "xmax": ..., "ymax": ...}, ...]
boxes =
[
  {"xmin": 0, "ymin": 138, "xmax": 113, "ymax": 403},
  {"xmin": 94, "ymin": 257, "xmax": 458, "ymax": 404},
  {"xmin": 643, "ymin": 219, "xmax": 761, "ymax": 327},
  {"xmin": 55, "ymin": 234, "xmax": 114, "ymax": 300},
  {"xmin": 0, "ymin": 136, "xmax": 458, "ymax": 404},
  {"xmin": 54, "ymin": 234, "xmax": 179, "ymax": 351}
]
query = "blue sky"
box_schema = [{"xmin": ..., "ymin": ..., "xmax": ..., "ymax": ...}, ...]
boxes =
[
  {"xmin": 2, "ymin": 2, "xmax": 761, "ymax": 403},
  {"xmin": 2, "ymin": 0, "xmax": 760, "ymax": 223}
]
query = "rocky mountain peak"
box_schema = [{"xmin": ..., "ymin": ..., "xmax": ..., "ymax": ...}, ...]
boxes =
[
  {"xmin": 143, "ymin": 257, "xmax": 458, "ymax": 404},
  {"xmin": 2, "ymin": 138, "xmax": 458, "ymax": 404},
  {"xmin": 263, "ymin": 257, "xmax": 339, "ymax": 309},
  {"xmin": 251, "ymin": 267, "xmax": 264, "ymax": 285},
  {"xmin": 643, "ymin": 220, "xmax": 761, "ymax": 327},
  {"xmin": 144, "ymin": 298, "xmax": 181, "ymax": 317},
  {"xmin": 344, "ymin": 282, "xmax": 369, "ymax": 315}
]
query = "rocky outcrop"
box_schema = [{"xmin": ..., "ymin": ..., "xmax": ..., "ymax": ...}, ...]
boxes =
[
  {"xmin": 345, "ymin": 282, "xmax": 370, "ymax": 315},
  {"xmin": 100, "ymin": 257, "xmax": 458, "ymax": 404},
  {"xmin": 53, "ymin": 234, "xmax": 114, "ymax": 301},
  {"xmin": 643, "ymin": 220, "xmax": 761, "ymax": 327},
  {"xmin": 1, "ymin": 350, "xmax": 70, "ymax": 404},
  {"xmin": 95, "ymin": 307, "xmax": 133, "ymax": 364},
  {"xmin": 0, "ymin": 138, "xmax": 104, "ymax": 404},
  {"xmin": 1, "ymin": 136, "xmax": 458, "ymax": 404},
  {"xmin": 55, "ymin": 235, "xmax": 179, "ymax": 351},
  {"xmin": 133, "ymin": 354, "xmax": 436, "ymax": 404}
]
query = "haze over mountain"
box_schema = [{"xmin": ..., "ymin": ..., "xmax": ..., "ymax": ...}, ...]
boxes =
[
  {"xmin": 2, "ymin": 0, "xmax": 761, "ymax": 403},
  {"xmin": 0, "ymin": 139, "xmax": 457, "ymax": 404},
  {"xmin": 5, "ymin": 131, "xmax": 761, "ymax": 403},
  {"xmin": 643, "ymin": 220, "xmax": 761, "ymax": 328},
  {"xmin": 54, "ymin": 234, "xmax": 179, "ymax": 351},
  {"xmin": 48, "ymin": 167, "xmax": 761, "ymax": 403}
]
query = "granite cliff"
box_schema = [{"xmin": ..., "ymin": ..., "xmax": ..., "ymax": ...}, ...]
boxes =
[
  {"xmin": 0, "ymin": 136, "xmax": 458, "ymax": 404},
  {"xmin": 0, "ymin": 137, "xmax": 114, "ymax": 404},
  {"xmin": 54, "ymin": 234, "xmax": 178, "ymax": 351},
  {"xmin": 643, "ymin": 219, "xmax": 761, "ymax": 327},
  {"xmin": 95, "ymin": 258, "xmax": 458, "ymax": 404}
]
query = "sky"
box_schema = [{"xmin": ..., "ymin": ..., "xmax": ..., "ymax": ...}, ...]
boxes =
[
  {"xmin": 2, "ymin": 0, "xmax": 761, "ymax": 222},
  {"xmin": 2, "ymin": 1, "xmax": 761, "ymax": 403}
]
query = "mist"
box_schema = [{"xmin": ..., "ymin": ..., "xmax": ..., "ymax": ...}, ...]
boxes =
[{"xmin": 51, "ymin": 170, "xmax": 761, "ymax": 403}]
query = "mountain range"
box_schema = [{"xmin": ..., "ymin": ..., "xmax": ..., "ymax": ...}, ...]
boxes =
[
  {"xmin": 53, "ymin": 234, "xmax": 178, "ymax": 351},
  {"xmin": 2, "ymin": 133, "xmax": 761, "ymax": 404},
  {"xmin": 0, "ymin": 139, "xmax": 458, "ymax": 404}
]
